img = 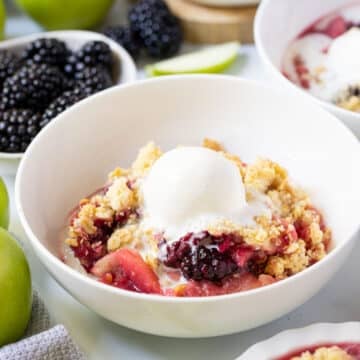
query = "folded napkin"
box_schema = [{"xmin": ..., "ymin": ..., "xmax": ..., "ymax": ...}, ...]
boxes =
[{"xmin": 0, "ymin": 291, "xmax": 86, "ymax": 360}]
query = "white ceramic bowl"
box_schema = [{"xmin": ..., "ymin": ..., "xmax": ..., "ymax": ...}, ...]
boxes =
[
  {"xmin": 0, "ymin": 30, "xmax": 137, "ymax": 176},
  {"xmin": 237, "ymin": 322, "xmax": 360, "ymax": 359},
  {"xmin": 254, "ymin": 0, "xmax": 360, "ymax": 139},
  {"xmin": 15, "ymin": 76, "xmax": 360, "ymax": 338}
]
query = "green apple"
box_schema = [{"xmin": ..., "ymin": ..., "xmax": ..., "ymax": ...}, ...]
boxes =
[
  {"xmin": 0, "ymin": 177, "xmax": 9, "ymax": 230},
  {"xmin": 0, "ymin": 228, "xmax": 32, "ymax": 346},
  {"xmin": 0, "ymin": 0, "xmax": 5, "ymax": 40},
  {"xmin": 15, "ymin": 0, "xmax": 114, "ymax": 30},
  {"xmin": 147, "ymin": 42, "xmax": 241, "ymax": 76}
]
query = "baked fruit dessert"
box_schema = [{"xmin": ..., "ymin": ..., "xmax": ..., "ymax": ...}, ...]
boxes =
[
  {"xmin": 63, "ymin": 139, "xmax": 331, "ymax": 297},
  {"xmin": 282, "ymin": 3, "xmax": 360, "ymax": 113},
  {"xmin": 278, "ymin": 343, "xmax": 360, "ymax": 359}
]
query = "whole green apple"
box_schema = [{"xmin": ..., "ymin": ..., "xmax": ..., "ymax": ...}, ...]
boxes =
[
  {"xmin": 0, "ymin": 228, "xmax": 32, "ymax": 346},
  {"xmin": 0, "ymin": 0, "xmax": 5, "ymax": 40},
  {"xmin": 15, "ymin": 0, "xmax": 114, "ymax": 30},
  {"xmin": 0, "ymin": 177, "xmax": 9, "ymax": 230}
]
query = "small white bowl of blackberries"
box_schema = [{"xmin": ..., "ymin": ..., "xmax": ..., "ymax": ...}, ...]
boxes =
[{"xmin": 0, "ymin": 30, "xmax": 136, "ymax": 175}]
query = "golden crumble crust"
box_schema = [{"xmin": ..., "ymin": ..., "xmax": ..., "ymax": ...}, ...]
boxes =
[
  {"xmin": 131, "ymin": 142, "xmax": 162, "ymax": 176},
  {"xmin": 338, "ymin": 96, "xmax": 360, "ymax": 112},
  {"xmin": 73, "ymin": 203, "xmax": 97, "ymax": 235},
  {"xmin": 266, "ymin": 240, "xmax": 309, "ymax": 277},
  {"xmin": 244, "ymin": 158, "xmax": 287, "ymax": 193},
  {"xmin": 107, "ymin": 225, "xmax": 137, "ymax": 252},
  {"xmin": 108, "ymin": 167, "xmax": 129, "ymax": 181},
  {"xmin": 106, "ymin": 177, "xmax": 137, "ymax": 212},
  {"xmin": 291, "ymin": 346, "xmax": 352, "ymax": 360},
  {"xmin": 202, "ymin": 138, "xmax": 224, "ymax": 152}
]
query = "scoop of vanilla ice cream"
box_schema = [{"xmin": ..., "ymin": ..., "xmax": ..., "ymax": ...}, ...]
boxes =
[
  {"xmin": 327, "ymin": 27, "xmax": 360, "ymax": 78},
  {"xmin": 143, "ymin": 146, "xmax": 246, "ymax": 232}
]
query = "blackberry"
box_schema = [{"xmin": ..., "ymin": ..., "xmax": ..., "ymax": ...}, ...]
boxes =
[
  {"xmin": 63, "ymin": 52, "xmax": 85, "ymax": 77},
  {"xmin": 180, "ymin": 246, "xmax": 238, "ymax": 281},
  {"xmin": 0, "ymin": 109, "xmax": 41, "ymax": 153},
  {"xmin": 21, "ymin": 38, "xmax": 68, "ymax": 67},
  {"xmin": 129, "ymin": 0, "xmax": 182, "ymax": 58},
  {"xmin": 103, "ymin": 26, "xmax": 142, "ymax": 59},
  {"xmin": 164, "ymin": 232, "xmax": 238, "ymax": 282},
  {"xmin": 129, "ymin": 0, "xmax": 170, "ymax": 34},
  {"xmin": 40, "ymin": 88, "xmax": 88, "ymax": 128},
  {"xmin": 1, "ymin": 63, "xmax": 65, "ymax": 110},
  {"xmin": 0, "ymin": 51, "xmax": 22, "ymax": 89},
  {"xmin": 74, "ymin": 66, "xmax": 113, "ymax": 95},
  {"xmin": 76, "ymin": 41, "xmax": 113, "ymax": 70}
]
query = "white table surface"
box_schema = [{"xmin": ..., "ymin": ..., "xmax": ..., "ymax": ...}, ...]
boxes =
[{"xmin": 3, "ymin": 3, "xmax": 360, "ymax": 360}]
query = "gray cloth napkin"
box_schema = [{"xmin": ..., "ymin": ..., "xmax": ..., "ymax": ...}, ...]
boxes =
[{"xmin": 0, "ymin": 291, "xmax": 86, "ymax": 360}]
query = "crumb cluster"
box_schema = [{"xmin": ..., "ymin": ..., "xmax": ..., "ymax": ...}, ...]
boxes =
[{"xmin": 291, "ymin": 346, "xmax": 353, "ymax": 360}]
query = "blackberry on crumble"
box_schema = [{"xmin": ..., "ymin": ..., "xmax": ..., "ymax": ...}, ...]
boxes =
[{"xmin": 163, "ymin": 232, "xmax": 239, "ymax": 282}]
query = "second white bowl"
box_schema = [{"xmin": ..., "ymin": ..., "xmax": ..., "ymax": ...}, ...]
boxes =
[{"xmin": 255, "ymin": 0, "xmax": 360, "ymax": 139}]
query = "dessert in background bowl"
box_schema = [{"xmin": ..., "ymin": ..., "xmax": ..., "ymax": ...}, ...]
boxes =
[
  {"xmin": 237, "ymin": 322, "xmax": 360, "ymax": 360},
  {"xmin": 0, "ymin": 30, "xmax": 136, "ymax": 175},
  {"xmin": 63, "ymin": 139, "xmax": 331, "ymax": 296},
  {"xmin": 255, "ymin": 0, "xmax": 360, "ymax": 138},
  {"xmin": 15, "ymin": 76, "xmax": 360, "ymax": 337},
  {"xmin": 282, "ymin": 3, "xmax": 360, "ymax": 113}
]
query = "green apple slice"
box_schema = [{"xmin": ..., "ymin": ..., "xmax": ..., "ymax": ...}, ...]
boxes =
[{"xmin": 147, "ymin": 42, "xmax": 240, "ymax": 76}]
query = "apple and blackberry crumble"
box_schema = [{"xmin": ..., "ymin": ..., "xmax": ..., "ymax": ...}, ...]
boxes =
[
  {"xmin": 282, "ymin": 3, "xmax": 360, "ymax": 112},
  {"xmin": 63, "ymin": 138, "xmax": 331, "ymax": 296},
  {"xmin": 278, "ymin": 343, "xmax": 360, "ymax": 360}
]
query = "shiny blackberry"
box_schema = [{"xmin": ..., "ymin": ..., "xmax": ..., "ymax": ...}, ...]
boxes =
[
  {"xmin": 76, "ymin": 41, "xmax": 113, "ymax": 70},
  {"xmin": 141, "ymin": 16, "xmax": 182, "ymax": 58},
  {"xmin": 164, "ymin": 232, "xmax": 238, "ymax": 282},
  {"xmin": 40, "ymin": 88, "xmax": 88, "ymax": 128},
  {"xmin": 0, "ymin": 109, "xmax": 41, "ymax": 153},
  {"xmin": 181, "ymin": 246, "xmax": 238, "ymax": 281},
  {"xmin": 21, "ymin": 38, "xmax": 68, "ymax": 67},
  {"xmin": 74, "ymin": 66, "xmax": 113, "ymax": 95},
  {"xmin": 129, "ymin": 0, "xmax": 182, "ymax": 58},
  {"xmin": 1, "ymin": 63, "xmax": 65, "ymax": 110},
  {"xmin": 0, "ymin": 51, "xmax": 22, "ymax": 89},
  {"xmin": 103, "ymin": 26, "xmax": 142, "ymax": 59},
  {"xmin": 129, "ymin": 0, "xmax": 170, "ymax": 34}
]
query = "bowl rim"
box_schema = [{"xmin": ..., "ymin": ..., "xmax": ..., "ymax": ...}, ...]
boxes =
[
  {"xmin": 15, "ymin": 74, "xmax": 360, "ymax": 303},
  {"xmin": 0, "ymin": 29, "xmax": 137, "ymax": 160},
  {"xmin": 237, "ymin": 321, "xmax": 360, "ymax": 359},
  {"xmin": 254, "ymin": 0, "xmax": 360, "ymax": 123}
]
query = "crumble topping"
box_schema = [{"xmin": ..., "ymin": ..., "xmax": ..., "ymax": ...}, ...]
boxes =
[
  {"xmin": 73, "ymin": 203, "xmax": 97, "ymax": 235},
  {"xmin": 107, "ymin": 225, "xmax": 137, "ymax": 252},
  {"xmin": 244, "ymin": 158, "xmax": 287, "ymax": 193},
  {"xmin": 64, "ymin": 138, "xmax": 331, "ymax": 296},
  {"xmin": 290, "ymin": 346, "xmax": 352, "ymax": 360},
  {"xmin": 131, "ymin": 141, "xmax": 162, "ymax": 176},
  {"xmin": 105, "ymin": 177, "xmax": 137, "ymax": 212},
  {"xmin": 202, "ymin": 138, "xmax": 224, "ymax": 152}
]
